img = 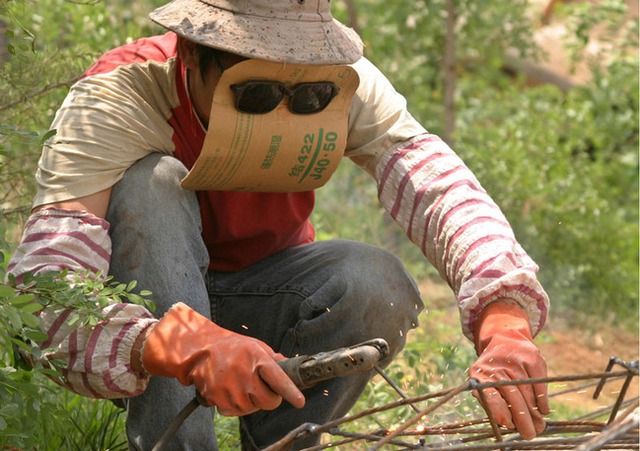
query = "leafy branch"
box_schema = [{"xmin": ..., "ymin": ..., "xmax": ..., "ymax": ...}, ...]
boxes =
[
  {"xmin": 0, "ymin": 77, "xmax": 80, "ymax": 112},
  {"xmin": 1, "ymin": 269, "xmax": 155, "ymax": 374}
]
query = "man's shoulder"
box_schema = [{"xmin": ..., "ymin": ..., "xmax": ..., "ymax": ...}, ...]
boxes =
[{"xmin": 83, "ymin": 32, "xmax": 179, "ymax": 78}]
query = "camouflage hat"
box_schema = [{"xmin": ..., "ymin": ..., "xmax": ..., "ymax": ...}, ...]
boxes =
[{"xmin": 149, "ymin": 0, "xmax": 364, "ymax": 65}]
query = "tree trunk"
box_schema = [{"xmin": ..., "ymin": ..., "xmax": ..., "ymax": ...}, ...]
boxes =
[{"xmin": 443, "ymin": 0, "xmax": 457, "ymax": 146}]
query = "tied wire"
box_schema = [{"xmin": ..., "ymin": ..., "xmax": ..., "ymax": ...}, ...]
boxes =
[{"xmin": 263, "ymin": 357, "xmax": 639, "ymax": 450}]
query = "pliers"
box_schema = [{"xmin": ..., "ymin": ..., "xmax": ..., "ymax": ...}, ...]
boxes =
[{"xmin": 152, "ymin": 338, "xmax": 389, "ymax": 450}]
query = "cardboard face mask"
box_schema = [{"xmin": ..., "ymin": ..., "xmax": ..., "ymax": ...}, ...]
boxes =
[{"xmin": 180, "ymin": 59, "xmax": 360, "ymax": 192}]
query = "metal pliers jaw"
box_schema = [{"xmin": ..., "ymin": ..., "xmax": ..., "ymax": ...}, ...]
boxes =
[{"xmin": 278, "ymin": 338, "xmax": 390, "ymax": 389}]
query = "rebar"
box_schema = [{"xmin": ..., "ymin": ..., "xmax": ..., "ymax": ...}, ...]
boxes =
[{"xmin": 265, "ymin": 356, "xmax": 639, "ymax": 451}]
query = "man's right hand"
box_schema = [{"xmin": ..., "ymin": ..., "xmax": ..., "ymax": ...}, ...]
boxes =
[{"xmin": 139, "ymin": 302, "xmax": 305, "ymax": 416}]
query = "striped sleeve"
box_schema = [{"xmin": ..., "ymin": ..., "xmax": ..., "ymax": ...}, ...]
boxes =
[
  {"xmin": 375, "ymin": 134, "xmax": 549, "ymax": 340},
  {"xmin": 347, "ymin": 58, "xmax": 548, "ymax": 340},
  {"xmin": 6, "ymin": 207, "xmax": 157, "ymax": 398}
]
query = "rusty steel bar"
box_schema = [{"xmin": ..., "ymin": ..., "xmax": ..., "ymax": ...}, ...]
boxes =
[
  {"xmin": 375, "ymin": 364, "xmax": 422, "ymax": 413},
  {"xmin": 607, "ymin": 370, "xmax": 637, "ymax": 424},
  {"xmin": 368, "ymin": 380, "xmax": 473, "ymax": 450},
  {"xmin": 264, "ymin": 358, "xmax": 638, "ymax": 450},
  {"xmin": 577, "ymin": 406, "xmax": 639, "ymax": 451},
  {"xmin": 470, "ymin": 378, "xmax": 504, "ymax": 442}
]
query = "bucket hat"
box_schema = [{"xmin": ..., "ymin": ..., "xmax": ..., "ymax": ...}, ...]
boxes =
[{"xmin": 149, "ymin": 0, "xmax": 364, "ymax": 65}]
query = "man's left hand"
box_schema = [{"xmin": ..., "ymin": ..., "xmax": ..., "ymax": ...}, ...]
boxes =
[{"xmin": 469, "ymin": 302, "xmax": 550, "ymax": 440}]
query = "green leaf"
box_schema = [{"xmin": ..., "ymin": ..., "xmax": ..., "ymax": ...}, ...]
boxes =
[
  {"xmin": 67, "ymin": 312, "xmax": 80, "ymax": 327},
  {"xmin": 5, "ymin": 307, "xmax": 23, "ymax": 331},
  {"xmin": 10, "ymin": 337, "xmax": 32, "ymax": 353},
  {"xmin": 0, "ymin": 284, "xmax": 17, "ymax": 298},
  {"xmin": 24, "ymin": 329, "xmax": 49, "ymax": 343},
  {"xmin": 7, "ymin": 293, "xmax": 37, "ymax": 306},
  {"xmin": 18, "ymin": 311, "xmax": 41, "ymax": 329},
  {"xmin": 18, "ymin": 302, "xmax": 44, "ymax": 314},
  {"xmin": 39, "ymin": 129, "xmax": 57, "ymax": 144}
]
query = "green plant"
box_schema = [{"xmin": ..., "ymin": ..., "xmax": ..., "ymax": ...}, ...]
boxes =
[
  {"xmin": 453, "ymin": 60, "xmax": 638, "ymax": 328},
  {"xmin": 0, "ymin": 212, "xmax": 154, "ymax": 448}
]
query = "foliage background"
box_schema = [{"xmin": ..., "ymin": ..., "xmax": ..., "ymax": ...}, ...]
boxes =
[{"xmin": 0, "ymin": 0, "xmax": 638, "ymax": 448}]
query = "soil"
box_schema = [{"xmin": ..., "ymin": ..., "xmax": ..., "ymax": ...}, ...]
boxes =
[{"xmin": 538, "ymin": 321, "xmax": 639, "ymax": 414}]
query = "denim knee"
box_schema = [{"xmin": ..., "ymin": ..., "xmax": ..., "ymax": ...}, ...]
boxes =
[
  {"xmin": 339, "ymin": 243, "xmax": 423, "ymax": 353},
  {"xmin": 111, "ymin": 153, "xmax": 191, "ymax": 214},
  {"xmin": 291, "ymin": 241, "xmax": 423, "ymax": 363}
]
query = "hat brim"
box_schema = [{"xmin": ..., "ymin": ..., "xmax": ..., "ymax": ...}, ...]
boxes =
[{"xmin": 149, "ymin": 0, "xmax": 364, "ymax": 65}]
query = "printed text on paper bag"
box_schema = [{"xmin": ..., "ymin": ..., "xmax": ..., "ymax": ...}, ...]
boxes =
[{"xmin": 288, "ymin": 128, "xmax": 339, "ymax": 184}]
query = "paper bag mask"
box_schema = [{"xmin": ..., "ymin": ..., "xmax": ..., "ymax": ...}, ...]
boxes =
[{"xmin": 180, "ymin": 59, "xmax": 360, "ymax": 192}]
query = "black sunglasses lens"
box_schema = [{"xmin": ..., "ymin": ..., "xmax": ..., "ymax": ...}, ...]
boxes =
[
  {"xmin": 290, "ymin": 83, "xmax": 339, "ymax": 114},
  {"xmin": 234, "ymin": 82, "xmax": 285, "ymax": 114},
  {"xmin": 231, "ymin": 82, "xmax": 339, "ymax": 115}
]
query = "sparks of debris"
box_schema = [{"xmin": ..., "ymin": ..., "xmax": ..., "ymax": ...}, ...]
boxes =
[
  {"xmin": 390, "ymin": 302, "xmax": 394, "ymax": 306},
  {"xmin": 241, "ymin": 324, "xmax": 249, "ymax": 330},
  {"xmin": 399, "ymin": 330, "xmax": 403, "ymax": 337},
  {"xmin": 323, "ymin": 389, "xmax": 330, "ymax": 396}
]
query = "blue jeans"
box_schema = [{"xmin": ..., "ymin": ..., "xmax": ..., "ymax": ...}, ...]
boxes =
[{"xmin": 107, "ymin": 154, "xmax": 423, "ymax": 450}]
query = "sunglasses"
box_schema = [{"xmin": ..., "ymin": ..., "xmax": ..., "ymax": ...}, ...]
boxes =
[{"xmin": 230, "ymin": 81, "xmax": 340, "ymax": 115}]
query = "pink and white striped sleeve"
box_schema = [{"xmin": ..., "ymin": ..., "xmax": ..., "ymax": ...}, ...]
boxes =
[
  {"xmin": 347, "ymin": 58, "xmax": 548, "ymax": 340},
  {"xmin": 375, "ymin": 134, "xmax": 549, "ymax": 340},
  {"xmin": 7, "ymin": 207, "xmax": 157, "ymax": 398}
]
